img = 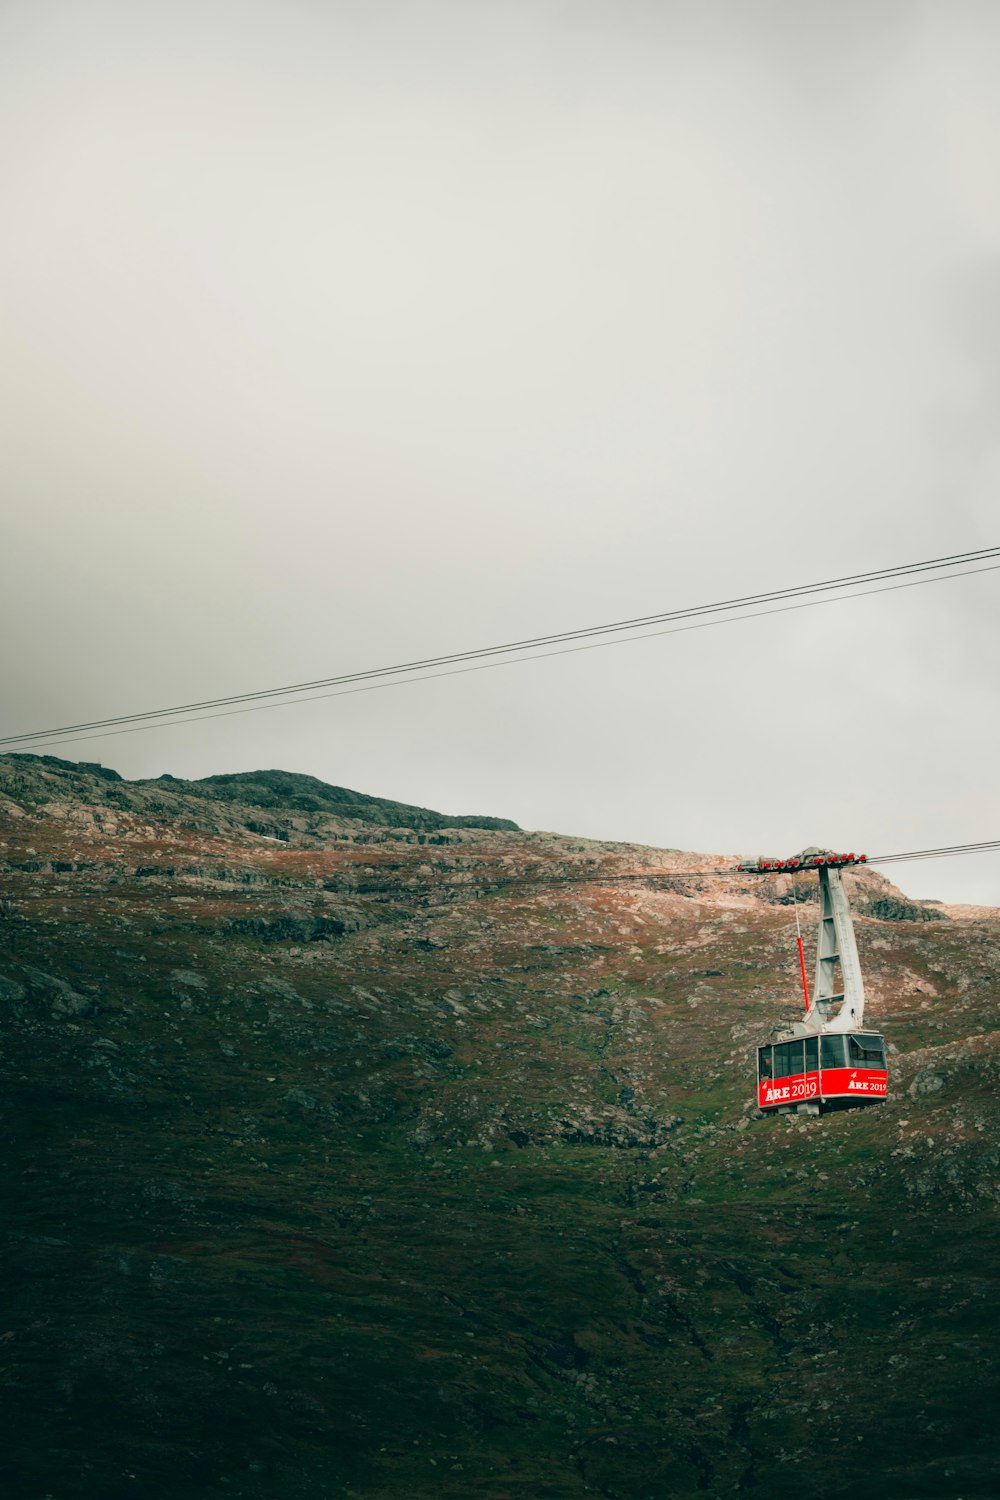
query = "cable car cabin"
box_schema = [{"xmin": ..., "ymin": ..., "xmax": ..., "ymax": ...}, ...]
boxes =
[{"xmin": 757, "ymin": 1032, "xmax": 888, "ymax": 1112}]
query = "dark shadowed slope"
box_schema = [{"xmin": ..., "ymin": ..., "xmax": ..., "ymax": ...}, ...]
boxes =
[{"xmin": 146, "ymin": 768, "xmax": 519, "ymax": 831}]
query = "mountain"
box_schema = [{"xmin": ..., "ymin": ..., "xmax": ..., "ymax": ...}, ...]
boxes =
[
  {"xmin": 4, "ymin": 754, "xmax": 519, "ymax": 833},
  {"xmin": 0, "ymin": 753, "xmax": 997, "ymax": 1500}
]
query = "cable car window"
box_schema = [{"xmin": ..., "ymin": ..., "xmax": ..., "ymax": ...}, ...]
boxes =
[
  {"xmin": 821, "ymin": 1035, "xmax": 847, "ymax": 1068},
  {"xmin": 774, "ymin": 1042, "xmax": 804, "ymax": 1078},
  {"xmin": 805, "ymin": 1036, "xmax": 819, "ymax": 1070},
  {"xmin": 759, "ymin": 1048, "xmax": 773, "ymax": 1079},
  {"xmin": 849, "ymin": 1035, "xmax": 886, "ymax": 1068}
]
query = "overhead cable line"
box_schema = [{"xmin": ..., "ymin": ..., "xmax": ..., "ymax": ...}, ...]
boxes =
[
  {"xmin": 20, "ymin": 564, "xmax": 1000, "ymax": 754},
  {"xmin": 492, "ymin": 866, "xmax": 732, "ymax": 887},
  {"xmin": 499, "ymin": 839, "xmax": 1000, "ymax": 889},
  {"xmin": 867, "ymin": 839, "xmax": 1000, "ymax": 865},
  {"xmin": 1, "ymin": 545, "xmax": 998, "ymax": 751}
]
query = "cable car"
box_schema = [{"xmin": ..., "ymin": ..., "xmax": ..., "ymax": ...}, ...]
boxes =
[
  {"xmin": 756, "ymin": 1031, "xmax": 888, "ymax": 1111},
  {"xmin": 740, "ymin": 848, "xmax": 889, "ymax": 1115}
]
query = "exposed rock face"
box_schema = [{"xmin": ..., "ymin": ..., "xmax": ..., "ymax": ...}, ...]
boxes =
[
  {"xmin": 858, "ymin": 894, "xmax": 946, "ymax": 922},
  {"xmin": 18, "ymin": 966, "xmax": 95, "ymax": 1018},
  {"xmin": 553, "ymin": 1105, "xmax": 683, "ymax": 1148},
  {"xmin": 0, "ymin": 974, "xmax": 26, "ymax": 1004},
  {"xmin": 0, "ymin": 751, "xmax": 997, "ymax": 1500}
]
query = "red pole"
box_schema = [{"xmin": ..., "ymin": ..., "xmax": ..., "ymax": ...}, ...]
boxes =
[{"xmin": 797, "ymin": 935, "xmax": 810, "ymax": 1012}]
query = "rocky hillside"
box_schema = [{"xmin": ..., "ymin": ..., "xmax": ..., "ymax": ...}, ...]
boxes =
[{"xmin": 0, "ymin": 754, "xmax": 997, "ymax": 1500}]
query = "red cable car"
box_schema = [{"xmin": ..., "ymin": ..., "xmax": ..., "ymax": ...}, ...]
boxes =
[
  {"xmin": 741, "ymin": 847, "xmax": 889, "ymax": 1115},
  {"xmin": 756, "ymin": 1031, "xmax": 888, "ymax": 1112}
]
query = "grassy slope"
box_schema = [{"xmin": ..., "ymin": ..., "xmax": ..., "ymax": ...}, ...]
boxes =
[{"xmin": 0, "ymin": 758, "xmax": 997, "ymax": 1499}]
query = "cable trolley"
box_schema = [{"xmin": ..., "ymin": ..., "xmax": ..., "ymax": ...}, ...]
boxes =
[{"xmin": 738, "ymin": 849, "xmax": 888, "ymax": 1115}]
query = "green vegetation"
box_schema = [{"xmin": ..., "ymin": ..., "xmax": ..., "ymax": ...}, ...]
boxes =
[{"xmin": 0, "ymin": 755, "xmax": 997, "ymax": 1498}]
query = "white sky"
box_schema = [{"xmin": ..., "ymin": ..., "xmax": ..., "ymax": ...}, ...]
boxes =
[{"xmin": 1, "ymin": 1, "xmax": 998, "ymax": 902}]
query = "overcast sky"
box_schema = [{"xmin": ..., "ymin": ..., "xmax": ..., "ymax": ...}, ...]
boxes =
[{"xmin": 1, "ymin": 0, "xmax": 998, "ymax": 902}]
